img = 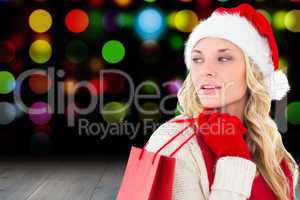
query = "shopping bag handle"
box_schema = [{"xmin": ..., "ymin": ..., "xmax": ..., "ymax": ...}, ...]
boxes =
[{"xmin": 140, "ymin": 119, "xmax": 198, "ymax": 164}]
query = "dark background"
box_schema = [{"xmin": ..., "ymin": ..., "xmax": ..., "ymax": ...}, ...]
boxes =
[{"xmin": 0, "ymin": 0, "xmax": 299, "ymax": 162}]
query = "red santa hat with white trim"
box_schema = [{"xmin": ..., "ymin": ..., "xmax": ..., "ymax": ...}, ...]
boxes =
[{"xmin": 184, "ymin": 3, "xmax": 290, "ymax": 101}]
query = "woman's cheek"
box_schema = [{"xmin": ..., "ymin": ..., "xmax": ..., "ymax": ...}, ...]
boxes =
[{"xmin": 223, "ymin": 79, "xmax": 247, "ymax": 104}]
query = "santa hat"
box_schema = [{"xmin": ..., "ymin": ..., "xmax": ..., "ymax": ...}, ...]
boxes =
[{"xmin": 184, "ymin": 3, "xmax": 290, "ymax": 101}]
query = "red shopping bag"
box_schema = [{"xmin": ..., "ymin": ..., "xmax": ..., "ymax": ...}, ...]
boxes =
[{"xmin": 116, "ymin": 122, "xmax": 196, "ymax": 200}]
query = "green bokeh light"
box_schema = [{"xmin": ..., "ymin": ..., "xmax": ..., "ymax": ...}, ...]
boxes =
[
  {"xmin": 139, "ymin": 102, "xmax": 161, "ymax": 121},
  {"xmin": 117, "ymin": 13, "xmax": 134, "ymax": 28},
  {"xmin": 102, "ymin": 102, "xmax": 128, "ymax": 123},
  {"xmin": 175, "ymin": 103, "xmax": 183, "ymax": 116},
  {"xmin": 279, "ymin": 57, "xmax": 288, "ymax": 70},
  {"xmin": 101, "ymin": 40, "xmax": 125, "ymax": 64},
  {"xmin": 0, "ymin": 71, "xmax": 16, "ymax": 94},
  {"xmin": 89, "ymin": 10, "xmax": 102, "ymax": 29},
  {"xmin": 141, "ymin": 80, "xmax": 159, "ymax": 94},
  {"xmin": 169, "ymin": 34, "xmax": 184, "ymax": 50},
  {"xmin": 287, "ymin": 102, "xmax": 300, "ymax": 125},
  {"xmin": 84, "ymin": 10, "xmax": 103, "ymax": 40}
]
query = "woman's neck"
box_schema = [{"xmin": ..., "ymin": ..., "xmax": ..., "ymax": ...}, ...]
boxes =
[
  {"xmin": 220, "ymin": 101, "xmax": 245, "ymax": 121},
  {"xmin": 207, "ymin": 96, "xmax": 247, "ymax": 122}
]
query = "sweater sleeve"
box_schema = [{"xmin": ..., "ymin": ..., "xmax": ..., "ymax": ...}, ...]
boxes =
[
  {"xmin": 209, "ymin": 157, "xmax": 257, "ymax": 200},
  {"xmin": 168, "ymin": 157, "xmax": 256, "ymax": 200}
]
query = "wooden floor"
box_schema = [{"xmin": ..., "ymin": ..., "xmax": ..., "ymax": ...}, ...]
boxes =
[
  {"xmin": 0, "ymin": 155, "xmax": 127, "ymax": 200},
  {"xmin": 0, "ymin": 156, "xmax": 299, "ymax": 200}
]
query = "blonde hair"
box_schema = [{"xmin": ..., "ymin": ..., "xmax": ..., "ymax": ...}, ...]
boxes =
[{"xmin": 177, "ymin": 52, "xmax": 298, "ymax": 200}]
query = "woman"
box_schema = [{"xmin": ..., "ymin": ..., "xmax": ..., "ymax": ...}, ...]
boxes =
[{"xmin": 145, "ymin": 3, "xmax": 299, "ymax": 200}]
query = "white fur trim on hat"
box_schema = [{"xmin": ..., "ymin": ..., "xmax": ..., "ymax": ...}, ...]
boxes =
[{"xmin": 264, "ymin": 70, "xmax": 290, "ymax": 100}]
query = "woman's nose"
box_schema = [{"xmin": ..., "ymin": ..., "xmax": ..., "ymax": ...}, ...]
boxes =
[
  {"xmin": 199, "ymin": 70, "xmax": 216, "ymax": 77},
  {"xmin": 198, "ymin": 62, "xmax": 216, "ymax": 77},
  {"xmin": 206, "ymin": 72, "xmax": 216, "ymax": 77},
  {"xmin": 193, "ymin": 61, "xmax": 217, "ymax": 77}
]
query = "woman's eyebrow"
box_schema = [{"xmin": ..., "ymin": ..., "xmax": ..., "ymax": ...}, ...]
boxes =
[
  {"xmin": 218, "ymin": 48, "xmax": 232, "ymax": 52},
  {"xmin": 192, "ymin": 48, "xmax": 232, "ymax": 54}
]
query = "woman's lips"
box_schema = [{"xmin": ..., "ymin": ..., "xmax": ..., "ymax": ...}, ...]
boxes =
[
  {"xmin": 200, "ymin": 84, "xmax": 222, "ymax": 89},
  {"xmin": 199, "ymin": 84, "xmax": 222, "ymax": 95},
  {"xmin": 200, "ymin": 88, "xmax": 220, "ymax": 95}
]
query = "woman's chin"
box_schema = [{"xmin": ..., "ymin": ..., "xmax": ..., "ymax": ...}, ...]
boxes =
[{"xmin": 200, "ymin": 100, "xmax": 222, "ymax": 108}]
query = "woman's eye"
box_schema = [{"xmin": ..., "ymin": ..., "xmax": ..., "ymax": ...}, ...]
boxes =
[
  {"xmin": 192, "ymin": 58, "xmax": 203, "ymax": 63},
  {"xmin": 219, "ymin": 57, "xmax": 232, "ymax": 62}
]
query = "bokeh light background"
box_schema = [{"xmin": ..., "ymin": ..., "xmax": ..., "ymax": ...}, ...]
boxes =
[{"xmin": 0, "ymin": 0, "xmax": 300, "ymax": 160}]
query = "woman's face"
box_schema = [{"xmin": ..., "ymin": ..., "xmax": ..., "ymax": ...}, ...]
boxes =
[{"xmin": 191, "ymin": 37, "xmax": 248, "ymax": 109}]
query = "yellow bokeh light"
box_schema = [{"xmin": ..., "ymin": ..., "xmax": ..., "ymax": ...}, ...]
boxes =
[
  {"xmin": 114, "ymin": 0, "xmax": 132, "ymax": 7},
  {"xmin": 273, "ymin": 11, "xmax": 287, "ymax": 31},
  {"xmin": 167, "ymin": 11, "xmax": 177, "ymax": 28},
  {"xmin": 285, "ymin": 10, "xmax": 300, "ymax": 33},
  {"xmin": 29, "ymin": 9, "xmax": 52, "ymax": 33},
  {"xmin": 89, "ymin": 57, "xmax": 104, "ymax": 72},
  {"xmin": 64, "ymin": 78, "xmax": 77, "ymax": 95},
  {"xmin": 29, "ymin": 40, "xmax": 52, "ymax": 64},
  {"xmin": 174, "ymin": 10, "xmax": 198, "ymax": 33}
]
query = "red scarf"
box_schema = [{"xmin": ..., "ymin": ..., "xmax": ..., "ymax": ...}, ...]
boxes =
[{"xmin": 196, "ymin": 132, "xmax": 294, "ymax": 200}]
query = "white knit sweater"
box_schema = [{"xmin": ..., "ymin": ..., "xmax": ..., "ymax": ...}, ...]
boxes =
[{"xmin": 145, "ymin": 114, "xmax": 299, "ymax": 200}]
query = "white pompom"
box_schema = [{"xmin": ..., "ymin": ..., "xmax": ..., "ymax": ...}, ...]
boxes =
[{"xmin": 265, "ymin": 70, "xmax": 290, "ymax": 100}]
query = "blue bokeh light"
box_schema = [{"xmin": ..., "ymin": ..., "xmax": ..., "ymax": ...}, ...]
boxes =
[{"xmin": 134, "ymin": 8, "xmax": 166, "ymax": 40}]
